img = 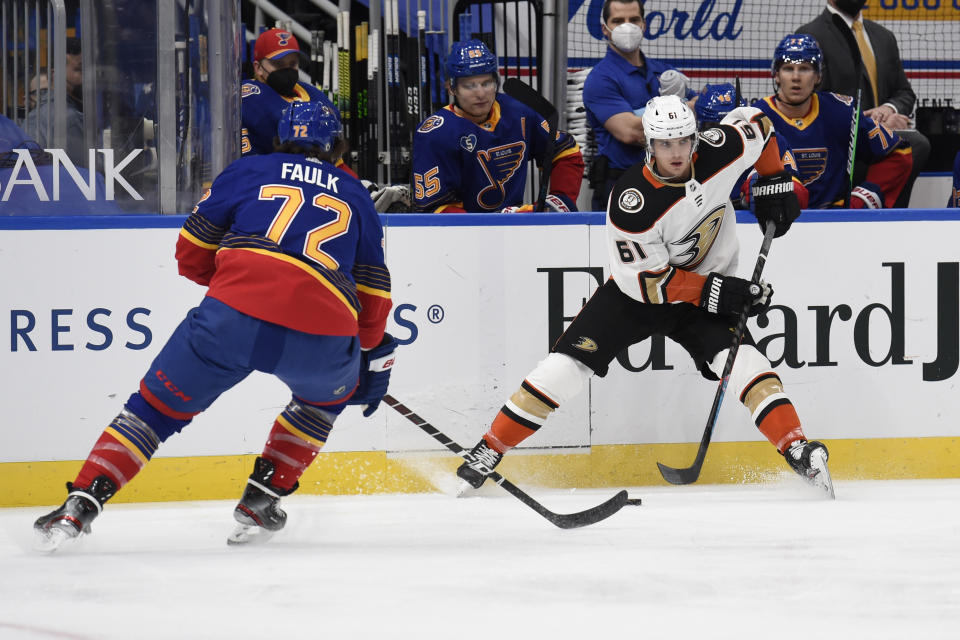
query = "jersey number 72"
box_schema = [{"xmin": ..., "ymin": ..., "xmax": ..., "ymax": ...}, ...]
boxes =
[{"xmin": 259, "ymin": 184, "xmax": 353, "ymax": 269}]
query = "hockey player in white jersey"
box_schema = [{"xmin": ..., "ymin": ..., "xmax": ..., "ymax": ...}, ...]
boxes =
[{"xmin": 457, "ymin": 95, "xmax": 835, "ymax": 497}]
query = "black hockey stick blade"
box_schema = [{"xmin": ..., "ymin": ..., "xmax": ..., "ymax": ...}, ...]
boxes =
[
  {"xmin": 383, "ymin": 394, "xmax": 638, "ymax": 528},
  {"xmin": 502, "ymin": 78, "xmax": 558, "ymax": 121},
  {"xmin": 501, "ymin": 78, "xmax": 559, "ymax": 211},
  {"xmin": 656, "ymin": 222, "xmax": 777, "ymax": 485}
]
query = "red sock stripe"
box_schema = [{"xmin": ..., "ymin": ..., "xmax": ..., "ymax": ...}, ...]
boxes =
[
  {"xmin": 262, "ymin": 420, "xmax": 322, "ymax": 490},
  {"xmin": 74, "ymin": 431, "xmax": 145, "ymax": 490}
]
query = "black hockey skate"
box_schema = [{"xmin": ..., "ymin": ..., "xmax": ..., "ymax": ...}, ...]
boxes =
[
  {"xmin": 784, "ymin": 440, "xmax": 835, "ymax": 499},
  {"xmin": 456, "ymin": 439, "xmax": 504, "ymax": 490},
  {"xmin": 33, "ymin": 475, "xmax": 117, "ymax": 552},
  {"xmin": 228, "ymin": 457, "xmax": 298, "ymax": 545}
]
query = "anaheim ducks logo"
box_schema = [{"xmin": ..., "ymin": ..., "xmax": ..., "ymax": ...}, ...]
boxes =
[
  {"xmin": 670, "ymin": 204, "xmax": 725, "ymax": 268},
  {"xmin": 572, "ymin": 336, "xmax": 599, "ymax": 352},
  {"xmin": 700, "ymin": 128, "xmax": 725, "ymax": 147}
]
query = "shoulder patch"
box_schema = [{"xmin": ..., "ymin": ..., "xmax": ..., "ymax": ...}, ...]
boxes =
[
  {"xmin": 699, "ymin": 128, "xmax": 726, "ymax": 147},
  {"xmin": 828, "ymin": 92, "xmax": 854, "ymax": 107},
  {"xmin": 241, "ymin": 83, "xmax": 260, "ymax": 98},
  {"xmin": 618, "ymin": 188, "xmax": 644, "ymax": 213},
  {"xmin": 418, "ymin": 115, "xmax": 445, "ymax": 133},
  {"xmin": 608, "ymin": 165, "xmax": 683, "ymax": 234}
]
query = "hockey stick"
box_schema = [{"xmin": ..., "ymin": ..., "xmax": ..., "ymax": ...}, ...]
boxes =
[
  {"xmin": 337, "ymin": 10, "xmax": 352, "ymax": 157},
  {"xmin": 502, "ymin": 78, "xmax": 558, "ymax": 212},
  {"xmin": 383, "ymin": 395, "xmax": 641, "ymax": 529},
  {"xmin": 416, "ymin": 9, "xmax": 427, "ymax": 123},
  {"xmin": 657, "ymin": 221, "xmax": 777, "ymax": 485},
  {"xmin": 831, "ymin": 12, "xmax": 863, "ymax": 209}
]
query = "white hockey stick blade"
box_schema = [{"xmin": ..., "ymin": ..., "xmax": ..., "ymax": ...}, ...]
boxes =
[{"xmin": 227, "ymin": 523, "xmax": 275, "ymax": 546}]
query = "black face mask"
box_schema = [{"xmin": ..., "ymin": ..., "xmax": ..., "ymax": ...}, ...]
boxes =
[
  {"xmin": 266, "ymin": 68, "xmax": 299, "ymax": 96},
  {"xmin": 834, "ymin": 0, "xmax": 867, "ymax": 17}
]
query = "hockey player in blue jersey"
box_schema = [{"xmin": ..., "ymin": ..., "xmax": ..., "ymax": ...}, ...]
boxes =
[
  {"xmin": 695, "ymin": 83, "xmax": 809, "ymax": 210},
  {"xmin": 411, "ymin": 40, "xmax": 584, "ymax": 213},
  {"xmin": 755, "ymin": 34, "xmax": 912, "ymax": 209},
  {"xmin": 241, "ymin": 29, "xmax": 359, "ymax": 180},
  {"xmin": 33, "ymin": 102, "xmax": 395, "ymax": 550}
]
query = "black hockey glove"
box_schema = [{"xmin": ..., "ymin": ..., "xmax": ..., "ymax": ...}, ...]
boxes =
[
  {"xmin": 348, "ymin": 333, "xmax": 397, "ymax": 417},
  {"xmin": 700, "ymin": 273, "xmax": 773, "ymax": 318},
  {"xmin": 751, "ymin": 171, "xmax": 801, "ymax": 238}
]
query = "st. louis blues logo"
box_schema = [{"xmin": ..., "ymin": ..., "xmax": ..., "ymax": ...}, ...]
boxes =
[
  {"xmin": 475, "ymin": 141, "xmax": 526, "ymax": 209},
  {"xmin": 830, "ymin": 92, "xmax": 854, "ymax": 107},
  {"xmin": 460, "ymin": 134, "xmax": 478, "ymax": 152},
  {"xmin": 794, "ymin": 147, "xmax": 828, "ymax": 185}
]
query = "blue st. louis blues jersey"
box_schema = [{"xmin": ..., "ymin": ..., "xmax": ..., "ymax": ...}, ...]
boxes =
[
  {"xmin": 176, "ymin": 152, "xmax": 391, "ymax": 348},
  {"xmin": 241, "ymin": 80, "xmax": 340, "ymax": 156},
  {"xmin": 755, "ymin": 92, "xmax": 907, "ymax": 208},
  {"xmin": 412, "ymin": 93, "xmax": 579, "ymax": 212}
]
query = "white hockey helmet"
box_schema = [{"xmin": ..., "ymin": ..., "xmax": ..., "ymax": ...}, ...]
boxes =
[{"xmin": 642, "ymin": 95, "xmax": 698, "ymax": 163}]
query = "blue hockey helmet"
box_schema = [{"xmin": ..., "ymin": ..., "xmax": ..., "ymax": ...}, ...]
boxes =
[
  {"xmin": 773, "ymin": 34, "xmax": 823, "ymax": 74},
  {"xmin": 277, "ymin": 101, "xmax": 341, "ymax": 152},
  {"xmin": 445, "ymin": 39, "xmax": 498, "ymax": 81},
  {"xmin": 694, "ymin": 83, "xmax": 747, "ymax": 125}
]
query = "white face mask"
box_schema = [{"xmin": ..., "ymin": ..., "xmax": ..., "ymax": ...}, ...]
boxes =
[{"xmin": 607, "ymin": 22, "xmax": 644, "ymax": 53}]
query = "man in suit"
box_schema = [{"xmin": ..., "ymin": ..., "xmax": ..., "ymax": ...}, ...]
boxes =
[{"xmin": 797, "ymin": 0, "xmax": 930, "ymax": 207}]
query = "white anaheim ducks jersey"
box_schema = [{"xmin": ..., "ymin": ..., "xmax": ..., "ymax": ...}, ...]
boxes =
[{"xmin": 606, "ymin": 106, "xmax": 773, "ymax": 305}]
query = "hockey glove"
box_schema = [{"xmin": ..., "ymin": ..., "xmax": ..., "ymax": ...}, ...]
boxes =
[
  {"xmin": 751, "ymin": 171, "xmax": 801, "ymax": 238},
  {"xmin": 362, "ymin": 181, "xmax": 413, "ymax": 213},
  {"xmin": 700, "ymin": 273, "xmax": 773, "ymax": 318},
  {"xmin": 850, "ymin": 182, "xmax": 883, "ymax": 209},
  {"xmin": 348, "ymin": 333, "xmax": 398, "ymax": 417},
  {"xmin": 501, "ymin": 194, "xmax": 573, "ymax": 213}
]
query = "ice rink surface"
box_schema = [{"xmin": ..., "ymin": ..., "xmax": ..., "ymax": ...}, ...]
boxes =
[{"xmin": 2, "ymin": 477, "xmax": 959, "ymax": 639}]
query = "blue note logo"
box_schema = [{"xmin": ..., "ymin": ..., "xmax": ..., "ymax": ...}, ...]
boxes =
[
  {"xmin": 475, "ymin": 141, "xmax": 526, "ymax": 210},
  {"xmin": 794, "ymin": 148, "xmax": 828, "ymax": 186}
]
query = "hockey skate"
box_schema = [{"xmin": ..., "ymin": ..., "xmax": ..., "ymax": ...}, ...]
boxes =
[
  {"xmin": 33, "ymin": 475, "xmax": 116, "ymax": 552},
  {"xmin": 456, "ymin": 439, "xmax": 504, "ymax": 491},
  {"xmin": 228, "ymin": 457, "xmax": 297, "ymax": 545},
  {"xmin": 784, "ymin": 440, "xmax": 835, "ymax": 499}
]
